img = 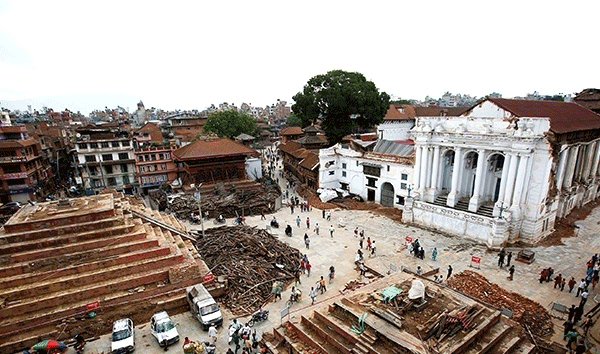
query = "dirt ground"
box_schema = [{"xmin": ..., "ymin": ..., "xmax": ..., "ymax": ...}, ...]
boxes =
[
  {"xmin": 296, "ymin": 186, "xmax": 403, "ymax": 223},
  {"xmin": 537, "ymin": 199, "xmax": 600, "ymax": 246}
]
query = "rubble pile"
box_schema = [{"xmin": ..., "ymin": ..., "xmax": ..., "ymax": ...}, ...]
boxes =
[
  {"xmin": 447, "ymin": 270, "xmax": 553, "ymax": 337},
  {"xmin": 150, "ymin": 184, "xmax": 280, "ymax": 221},
  {"xmin": 195, "ymin": 226, "xmax": 300, "ymax": 316}
]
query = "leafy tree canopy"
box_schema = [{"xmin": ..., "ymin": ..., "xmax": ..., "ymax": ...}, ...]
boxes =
[
  {"xmin": 203, "ymin": 110, "xmax": 257, "ymax": 139},
  {"xmin": 292, "ymin": 70, "xmax": 390, "ymax": 145},
  {"xmin": 286, "ymin": 113, "xmax": 303, "ymax": 127}
]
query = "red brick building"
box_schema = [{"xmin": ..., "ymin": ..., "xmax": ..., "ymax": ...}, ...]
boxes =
[
  {"xmin": 0, "ymin": 126, "xmax": 51, "ymax": 203},
  {"xmin": 134, "ymin": 145, "xmax": 179, "ymax": 194}
]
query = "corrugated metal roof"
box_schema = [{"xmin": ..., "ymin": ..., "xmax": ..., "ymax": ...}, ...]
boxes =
[{"xmin": 373, "ymin": 140, "xmax": 415, "ymax": 157}]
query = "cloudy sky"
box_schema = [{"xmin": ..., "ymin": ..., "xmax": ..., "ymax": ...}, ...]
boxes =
[{"xmin": 1, "ymin": 0, "xmax": 598, "ymax": 114}]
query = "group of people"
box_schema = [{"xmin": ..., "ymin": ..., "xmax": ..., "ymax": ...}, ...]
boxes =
[
  {"xmin": 227, "ymin": 319, "xmax": 268, "ymax": 354},
  {"xmin": 496, "ymin": 249, "xmax": 515, "ymax": 280},
  {"xmin": 407, "ymin": 238, "xmax": 438, "ymax": 262}
]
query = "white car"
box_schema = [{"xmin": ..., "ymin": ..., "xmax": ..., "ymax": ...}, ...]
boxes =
[
  {"xmin": 111, "ymin": 318, "xmax": 135, "ymax": 353},
  {"xmin": 150, "ymin": 311, "xmax": 180, "ymax": 347}
]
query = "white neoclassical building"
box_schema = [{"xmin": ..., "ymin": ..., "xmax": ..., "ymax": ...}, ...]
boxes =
[{"xmin": 405, "ymin": 98, "xmax": 600, "ymax": 246}]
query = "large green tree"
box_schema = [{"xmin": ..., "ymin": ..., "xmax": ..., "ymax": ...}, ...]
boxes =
[
  {"xmin": 292, "ymin": 70, "xmax": 390, "ymax": 145},
  {"xmin": 286, "ymin": 113, "xmax": 303, "ymax": 127},
  {"xmin": 203, "ymin": 110, "xmax": 257, "ymax": 139}
]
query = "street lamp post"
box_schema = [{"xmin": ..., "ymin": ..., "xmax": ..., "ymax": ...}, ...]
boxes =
[{"xmin": 191, "ymin": 183, "xmax": 205, "ymax": 239}]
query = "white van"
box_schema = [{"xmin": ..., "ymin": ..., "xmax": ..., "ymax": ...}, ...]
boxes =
[
  {"xmin": 186, "ymin": 283, "xmax": 223, "ymax": 330},
  {"xmin": 150, "ymin": 311, "xmax": 180, "ymax": 347}
]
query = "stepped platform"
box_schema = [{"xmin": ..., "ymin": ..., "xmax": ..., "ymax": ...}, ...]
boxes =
[
  {"xmin": 0, "ymin": 193, "xmax": 213, "ymax": 354},
  {"xmin": 273, "ymin": 270, "xmax": 541, "ymax": 354}
]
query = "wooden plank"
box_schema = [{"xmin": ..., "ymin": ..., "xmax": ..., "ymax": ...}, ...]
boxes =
[{"xmin": 369, "ymin": 307, "xmax": 402, "ymax": 330}]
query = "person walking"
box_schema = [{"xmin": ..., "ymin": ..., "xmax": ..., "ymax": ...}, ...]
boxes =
[
  {"xmin": 354, "ymin": 227, "xmax": 359, "ymax": 237},
  {"xmin": 564, "ymin": 330, "xmax": 578, "ymax": 353},
  {"xmin": 568, "ymin": 305, "xmax": 576, "ymax": 322},
  {"xmin": 260, "ymin": 211, "xmax": 266, "ymax": 220},
  {"xmin": 563, "ymin": 319, "xmax": 573, "ymax": 337},
  {"xmin": 575, "ymin": 339, "xmax": 586, "ymax": 354},
  {"xmin": 294, "ymin": 268, "xmax": 302, "ymax": 286},
  {"xmin": 568, "ymin": 277, "xmax": 576, "ymax": 293},
  {"xmin": 208, "ymin": 324, "xmax": 218, "ymax": 344},
  {"xmin": 322, "ymin": 209, "xmax": 325, "ymax": 219},
  {"xmin": 359, "ymin": 234, "xmax": 364, "ymax": 249},
  {"xmin": 296, "ymin": 216, "xmax": 301, "ymax": 228},
  {"xmin": 314, "ymin": 223, "xmax": 319, "ymax": 235},
  {"xmin": 447, "ymin": 265, "xmax": 453, "ymax": 280},
  {"xmin": 576, "ymin": 279, "xmax": 586, "ymax": 297},
  {"xmin": 359, "ymin": 262, "xmax": 366, "ymax": 277},
  {"xmin": 366, "ymin": 237, "xmax": 372, "ymax": 251},
  {"xmin": 555, "ymin": 274, "xmax": 563, "ymax": 289},
  {"xmin": 329, "ymin": 225, "xmax": 334, "ymax": 238},
  {"xmin": 370, "ymin": 240, "xmax": 376, "ymax": 257},
  {"xmin": 310, "ymin": 286, "xmax": 317, "ymax": 304},
  {"xmin": 508, "ymin": 265, "xmax": 515, "ymax": 280},
  {"xmin": 306, "ymin": 217, "xmax": 310, "ymax": 229},
  {"xmin": 561, "ymin": 278, "xmax": 566, "ymax": 291},
  {"xmin": 497, "ymin": 249, "xmax": 505, "ymax": 267},
  {"xmin": 304, "ymin": 234, "xmax": 310, "ymax": 249},
  {"xmin": 506, "ymin": 251, "xmax": 512, "ymax": 267},
  {"xmin": 305, "ymin": 261, "xmax": 311, "ymax": 277},
  {"xmin": 580, "ymin": 289, "xmax": 589, "ymax": 308},
  {"xmin": 432, "ymin": 247, "xmax": 438, "ymax": 261}
]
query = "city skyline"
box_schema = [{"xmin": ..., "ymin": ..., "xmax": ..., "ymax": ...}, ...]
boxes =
[{"xmin": 1, "ymin": 0, "xmax": 598, "ymax": 114}]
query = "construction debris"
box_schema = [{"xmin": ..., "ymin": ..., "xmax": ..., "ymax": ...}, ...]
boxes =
[
  {"xmin": 447, "ymin": 270, "xmax": 553, "ymax": 337},
  {"xmin": 423, "ymin": 305, "xmax": 481, "ymax": 341},
  {"xmin": 195, "ymin": 226, "xmax": 300, "ymax": 316},
  {"xmin": 150, "ymin": 183, "xmax": 280, "ymax": 222}
]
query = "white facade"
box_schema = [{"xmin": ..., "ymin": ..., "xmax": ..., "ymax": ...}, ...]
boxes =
[
  {"xmin": 76, "ymin": 138, "xmax": 137, "ymax": 193},
  {"xmin": 377, "ymin": 120, "xmax": 414, "ymax": 141},
  {"xmin": 405, "ymin": 99, "xmax": 600, "ymax": 247},
  {"xmin": 319, "ymin": 144, "xmax": 413, "ymax": 207},
  {"xmin": 245, "ymin": 157, "xmax": 263, "ymax": 180}
]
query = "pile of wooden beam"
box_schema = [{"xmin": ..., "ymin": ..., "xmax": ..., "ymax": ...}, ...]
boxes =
[
  {"xmin": 423, "ymin": 305, "xmax": 482, "ymax": 342},
  {"xmin": 195, "ymin": 226, "xmax": 300, "ymax": 315},
  {"xmin": 447, "ymin": 270, "xmax": 553, "ymax": 337},
  {"xmin": 150, "ymin": 184, "xmax": 281, "ymax": 222}
]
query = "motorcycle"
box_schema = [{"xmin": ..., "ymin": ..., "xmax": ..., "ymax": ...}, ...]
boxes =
[
  {"xmin": 74, "ymin": 333, "xmax": 86, "ymax": 354},
  {"xmin": 286, "ymin": 289, "xmax": 302, "ymax": 307},
  {"xmin": 214, "ymin": 216, "xmax": 226, "ymax": 225},
  {"xmin": 248, "ymin": 308, "xmax": 269, "ymax": 327},
  {"xmin": 233, "ymin": 216, "xmax": 246, "ymax": 226},
  {"xmin": 270, "ymin": 219, "xmax": 279, "ymax": 228},
  {"xmin": 285, "ymin": 225, "xmax": 292, "ymax": 237}
]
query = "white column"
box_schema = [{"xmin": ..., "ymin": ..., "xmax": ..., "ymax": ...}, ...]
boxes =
[
  {"xmin": 430, "ymin": 146, "xmax": 441, "ymax": 191},
  {"xmin": 469, "ymin": 149, "xmax": 486, "ymax": 212},
  {"xmin": 555, "ymin": 148, "xmax": 568, "ymax": 191},
  {"xmin": 419, "ymin": 146, "xmax": 429, "ymax": 195},
  {"xmin": 502, "ymin": 153, "xmax": 519, "ymax": 208},
  {"xmin": 563, "ymin": 145, "xmax": 579, "ymax": 189},
  {"xmin": 510, "ymin": 154, "xmax": 530, "ymax": 215},
  {"xmin": 591, "ymin": 141, "xmax": 600, "ymax": 178},
  {"xmin": 425, "ymin": 148, "xmax": 434, "ymax": 189},
  {"xmin": 446, "ymin": 147, "xmax": 462, "ymax": 207},
  {"xmin": 583, "ymin": 142, "xmax": 595, "ymax": 181},
  {"xmin": 413, "ymin": 146, "xmax": 422, "ymax": 191},
  {"xmin": 496, "ymin": 153, "xmax": 511, "ymax": 204}
]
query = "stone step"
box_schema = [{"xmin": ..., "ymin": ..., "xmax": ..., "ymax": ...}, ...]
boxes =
[
  {"xmin": 0, "ymin": 284, "xmax": 195, "ymax": 351},
  {"xmin": 301, "ymin": 315, "xmax": 352, "ymax": 354},
  {"xmin": 7, "ymin": 228, "xmax": 148, "ymax": 264},
  {"xmin": 0, "ymin": 216, "xmax": 126, "ymax": 244},
  {"xmin": 0, "ymin": 237, "xmax": 160, "ymax": 277},
  {"xmin": 1, "ymin": 245, "xmax": 172, "ymax": 289},
  {"xmin": 463, "ymin": 323, "xmax": 511, "ymax": 354},
  {"xmin": 0, "ymin": 222, "xmax": 136, "ymax": 256},
  {"xmin": 2, "ymin": 249, "xmax": 183, "ymax": 302},
  {"xmin": 0, "ymin": 326, "xmax": 58, "ymax": 354},
  {"xmin": 499, "ymin": 336, "xmax": 522, "ymax": 354},
  {"xmin": 0, "ymin": 267, "xmax": 170, "ymax": 320}
]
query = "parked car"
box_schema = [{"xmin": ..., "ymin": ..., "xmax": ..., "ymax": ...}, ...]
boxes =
[
  {"xmin": 0, "ymin": 202, "xmax": 21, "ymax": 214},
  {"xmin": 150, "ymin": 311, "xmax": 179, "ymax": 347},
  {"xmin": 111, "ymin": 318, "xmax": 135, "ymax": 353},
  {"xmin": 186, "ymin": 283, "xmax": 223, "ymax": 330}
]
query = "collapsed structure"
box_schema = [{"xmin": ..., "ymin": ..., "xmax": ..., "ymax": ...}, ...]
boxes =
[
  {"xmin": 0, "ymin": 192, "xmax": 214, "ymax": 353},
  {"xmin": 270, "ymin": 270, "xmax": 556, "ymax": 354}
]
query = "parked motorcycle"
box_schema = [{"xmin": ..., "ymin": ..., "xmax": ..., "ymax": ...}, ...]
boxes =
[
  {"xmin": 213, "ymin": 216, "xmax": 226, "ymax": 225},
  {"xmin": 270, "ymin": 218, "xmax": 279, "ymax": 228},
  {"xmin": 248, "ymin": 308, "xmax": 269, "ymax": 327},
  {"xmin": 285, "ymin": 225, "xmax": 292, "ymax": 237},
  {"xmin": 74, "ymin": 333, "xmax": 86, "ymax": 354}
]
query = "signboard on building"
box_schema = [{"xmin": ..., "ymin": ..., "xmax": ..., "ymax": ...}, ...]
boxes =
[
  {"xmin": 0, "ymin": 156, "xmax": 26, "ymax": 163},
  {"xmin": 1, "ymin": 172, "xmax": 28, "ymax": 180},
  {"xmin": 6, "ymin": 187, "xmax": 35, "ymax": 195}
]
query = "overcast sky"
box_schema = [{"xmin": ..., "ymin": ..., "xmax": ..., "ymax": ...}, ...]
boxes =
[{"xmin": 1, "ymin": 0, "xmax": 598, "ymax": 114}]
